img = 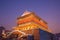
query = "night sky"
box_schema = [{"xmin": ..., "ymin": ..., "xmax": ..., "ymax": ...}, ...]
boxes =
[{"xmin": 0, "ymin": 0, "xmax": 60, "ymax": 33}]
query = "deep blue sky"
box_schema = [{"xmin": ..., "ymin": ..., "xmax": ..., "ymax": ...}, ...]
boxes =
[{"xmin": 0, "ymin": 0, "xmax": 60, "ymax": 33}]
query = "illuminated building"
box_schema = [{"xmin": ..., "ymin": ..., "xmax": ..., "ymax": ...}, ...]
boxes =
[
  {"xmin": 12, "ymin": 11, "xmax": 53, "ymax": 40},
  {"xmin": 13, "ymin": 11, "xmax": 50, "ymax": 31}
]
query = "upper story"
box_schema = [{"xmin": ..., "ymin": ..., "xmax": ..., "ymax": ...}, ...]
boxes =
[{"xmin": 17, "ymin": 11, "xmax": 48, "ymax": 30}]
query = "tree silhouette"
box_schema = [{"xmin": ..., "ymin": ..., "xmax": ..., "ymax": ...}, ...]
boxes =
[{"xmin": 0, "ymin": 26, "xmax": 5, "ymax": 40}]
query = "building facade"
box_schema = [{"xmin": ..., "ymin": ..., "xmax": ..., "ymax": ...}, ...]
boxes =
[{"xmin": 10, "ymin": 11, "xmax": 54, "ymax": 40}]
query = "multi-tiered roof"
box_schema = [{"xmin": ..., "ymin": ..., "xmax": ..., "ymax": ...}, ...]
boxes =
[{"xmin": 13, "ymin": 11, "xmax": 50, "ymax": 32}]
